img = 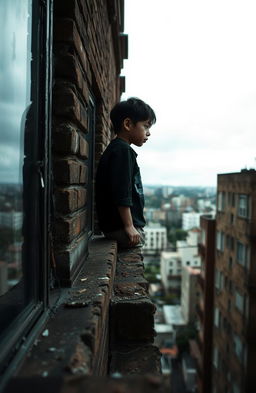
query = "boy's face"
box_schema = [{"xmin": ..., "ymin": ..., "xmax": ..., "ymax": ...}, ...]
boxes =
[{"xmin": 125, "ymin": 119, "xmax": 151, "ymax": 147}]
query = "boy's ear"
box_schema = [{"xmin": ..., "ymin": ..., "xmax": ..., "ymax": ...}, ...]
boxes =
[{"xmin": 123, "ymin": 117, "xmax": 133, "ymax": 131}]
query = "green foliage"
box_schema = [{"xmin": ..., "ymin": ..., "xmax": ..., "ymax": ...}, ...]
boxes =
[
  {"xmin": 167, "ymin": 228, "xmax": 188, "ymax": 246},
  {"xmin": 144, "ymin": 265, "xmax": 160, "ymax": 283},
  {"xmin": 161, "ymin": 292, "xmax": 179, "ymax": 305}
]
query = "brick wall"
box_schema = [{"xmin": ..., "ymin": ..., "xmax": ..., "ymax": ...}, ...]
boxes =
[{"xmin": 52, "ymin": 0, "xmax": 127, "ymax": 285}]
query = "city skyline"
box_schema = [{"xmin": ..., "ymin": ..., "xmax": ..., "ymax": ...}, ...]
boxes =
[{"xmin": 122, "ymin": 0, "xmax": 256, "ymax": 187}]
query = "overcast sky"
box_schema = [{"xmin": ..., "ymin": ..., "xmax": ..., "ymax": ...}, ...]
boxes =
[{"xmin": 122, "ymin": 0, "xmax": 256, "ymax": 187}]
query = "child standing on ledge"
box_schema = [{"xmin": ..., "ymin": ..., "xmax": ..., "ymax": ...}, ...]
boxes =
[{"xmin": 95, "ymin": 97, "xmax": 156, "ymax": 249}]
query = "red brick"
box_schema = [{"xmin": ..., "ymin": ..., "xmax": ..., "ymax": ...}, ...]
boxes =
[
  {"xmin": 55, "ymin": 54, "xmax": 89, "ymax": 105},
  {"xmin": 53, "ymin": 127, "xmax": 79, "ymax": 155},
  {"xmin": 55, "ymin": 187, "xmax": 87, "ymax": 213},
  {"xmin": 53, "ymin": 159, "xmax": 88, "ymax": 185},
  {"xmin": 54, "ymin": 209, "xmax": 87, "ymax": 243},
  {"xmin": 79, "ymin": 136, "xmax": 89, "ymax": 159},
  {"xmin": 53, "ymin": 85, "xmax": 87, "ymax": 131}
]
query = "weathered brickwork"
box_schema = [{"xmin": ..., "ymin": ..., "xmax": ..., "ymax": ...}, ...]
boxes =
[
  {"xmin": 52, "ymin": 0, "xmax": 128, "ymax": 284},
  {"xmin": 7, "ymin": 241, "xmax": 165, "ymax": 393}
]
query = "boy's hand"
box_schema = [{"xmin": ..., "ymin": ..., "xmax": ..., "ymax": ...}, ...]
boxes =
[
  {"xmin": 124, "ymin": 225, "xmax": 141, "ymax": 246},
  {"xmin": 117, "ymin": 206, "xmax": 141, "ymax": 246}
]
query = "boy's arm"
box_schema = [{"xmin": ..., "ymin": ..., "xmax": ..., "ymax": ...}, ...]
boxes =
[{"xmin": 117, "ymin": 206, "xmax": 141, "ymax": 246}]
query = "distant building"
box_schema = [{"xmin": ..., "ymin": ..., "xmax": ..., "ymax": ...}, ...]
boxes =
[
  {"xmin": 163, "ymin": 304, "xmax": 186, "ymax": 330},
  {"xmin": 160, "ymin": 251, "xmax": 181, "ymax": 291},
  {"xmin": 177, "ymin": 228, "xmax": 201, "ymax": 269},
  {"xmin": 181, "ymin": 266, "xmax": 200, "ymax": 324},
  {"xmin": 0, "ymin": 211, "xmax": 23, "ymax": 230},
  {"xmin": 182, "ymin": 352, "xmax": 197, "ymax": 393},
  {"xmin": 162, "ymin": 186, "xmax": 173, "ymax": 198},
  {"xmin": 144, "ymin": 223, "xmax": 167, "ymax": 252},
  {"xmin": 161, "ymin": 228, "xmax": 201, "ymax": 293},
  {"xmin": 182, "ymin": 212, "xmax": 202, "ymax": 230},
  {"xmin": 166, "ymin": 209, "xmax": 181, "ymax": 227},
  {"xmin": 212, "ymin": 170, "xmax": 256, "ymax": 393}
]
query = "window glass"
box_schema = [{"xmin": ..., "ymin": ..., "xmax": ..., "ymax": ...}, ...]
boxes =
[
  {"xmin": 217, "ymin": 191, "xmax": 225, "ymax": 211},
  {"xmin": 235, "ymin": 290, "xmax": 244, "ymax": 313},
  {"xmin": 236, "ymin": 241, "xmax": 247, "ymax": 266},
  {"xmin": 216, "ymin": 231, "xmax": 224, "ymax": 251},
  {"xmin": 233, "ymin": 334, "xmax": 243, "ymax": 359},
  {"xmin": 238, "ymin": 194, "xmax": 248, "ymax": 218},
  {"xmin": 0, "ymin": 0, "xmax": 33, "ymax": 337}
]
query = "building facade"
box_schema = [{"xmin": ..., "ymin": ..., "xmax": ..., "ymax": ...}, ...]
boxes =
[
  {"xmin": 144, "ymin": 223, "xmax": 168, "ymax": 252},
  {"xmin": 177, "ymin": 228, "xmax": 201, "ymax": 268},
  {"xmin": 182, "ymin": 212, "xmax": 202, "ymax": 230},
  {"xmin": 213, "ymin": 170, "xmax": 256, "ymax": 393},
  {"xmin": 160, "ymin": 251, "xmax": 181, "ymax": 291}
]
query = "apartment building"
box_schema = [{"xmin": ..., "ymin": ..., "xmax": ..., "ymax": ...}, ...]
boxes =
[
  {"xmin": 144, "ymin": 223, "xmax": 167, "ymax": 252},
  {"xmin": 182, "ymin": 212, "xmax": 202, "ymax": 230},
  {"xmin": 177, "ymin": 228, "xmax": 201, "ymax": 268},
  {"xmin": 213, "ymin": 170, "xmax": 256, "ymax": 393},
  {"xmin": 161, "ymin": 228, "xmax": 201, "ymax": 293},
  {"xmin": 160, "ymin": 251, "xmax": 181, "ymax": 291}
]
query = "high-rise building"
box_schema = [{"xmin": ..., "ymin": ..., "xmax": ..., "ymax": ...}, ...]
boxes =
[{"xmin": 213, "ymin": 170, "xmax": 256, "ymax": 393}]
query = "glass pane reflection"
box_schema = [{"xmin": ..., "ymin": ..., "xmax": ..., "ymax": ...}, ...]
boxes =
[{"xmin": 0, "ymin": 0, "xmax": 32, "ymax": 334}]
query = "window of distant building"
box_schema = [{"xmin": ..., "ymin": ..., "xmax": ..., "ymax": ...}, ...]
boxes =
[
  {"xmin": 233, "ymin": 383, "xmax": 241, "ymax": 393},
  {"xmin": 238, "ymin": 194, "xmax": 249, "ymax": 218},
  {"xmin": 186, "ymin": 261, "xmax": 190, "ymax": 265},
  {"xmin": 226, "ymin": 235, "xmax": 234, "ymax": 250},
  {"xmin": 213, "ymin": 347, "xmax": 219, "ymax": 369},
  {"xmin": 216, "ymin": 231, "xmax": 224, "ymax": 251},
  {"xmin": 233, "ymin": 334, "xmax": 243, "ymax": 359},
  {"xmin": 215, "ymin": 269, "xmax": 224, "ymax": 291},
  {"xmin": 201, "ymin": 229, "xmax": 206, "ymax": 245},
  {"xmin": 217, "ymin": 191, "xmax": 225, "ymax": 212},
  {"xmin": 235, "ymin": 290, "xmax": 245, "ymax": 314},
  {"xmin": 0, "ymin": 0, "xmax": 51, "ymax": 385},
  {"xmin": 236, "ymin": 241, "xmax": 249, "ymax": 267},
  {"xmin": 228, "ymin": 256, "xmax": 233, "ymax": 269},
  {"xmin": 227, "ymin": 299, "xmax": 232, "ymax": 312}
]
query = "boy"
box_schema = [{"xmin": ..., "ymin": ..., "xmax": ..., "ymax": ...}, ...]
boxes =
[{"xmin": 95, "ymin": 97, "xmax": 156, "ymax": 248}]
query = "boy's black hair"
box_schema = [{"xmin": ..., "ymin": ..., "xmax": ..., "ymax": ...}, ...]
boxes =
[{"xmin": 110, "ymin": 97, "xmax": 156, "ymax": 134}]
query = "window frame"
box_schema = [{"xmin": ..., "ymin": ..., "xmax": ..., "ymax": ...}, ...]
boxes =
[
  {"xmin": 238, "ymin": 194, "xmax": 249, "ymax": 219},
  {"xmin": 0, "ymin": 0, "xmax": 52, "ymax": 386}
]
